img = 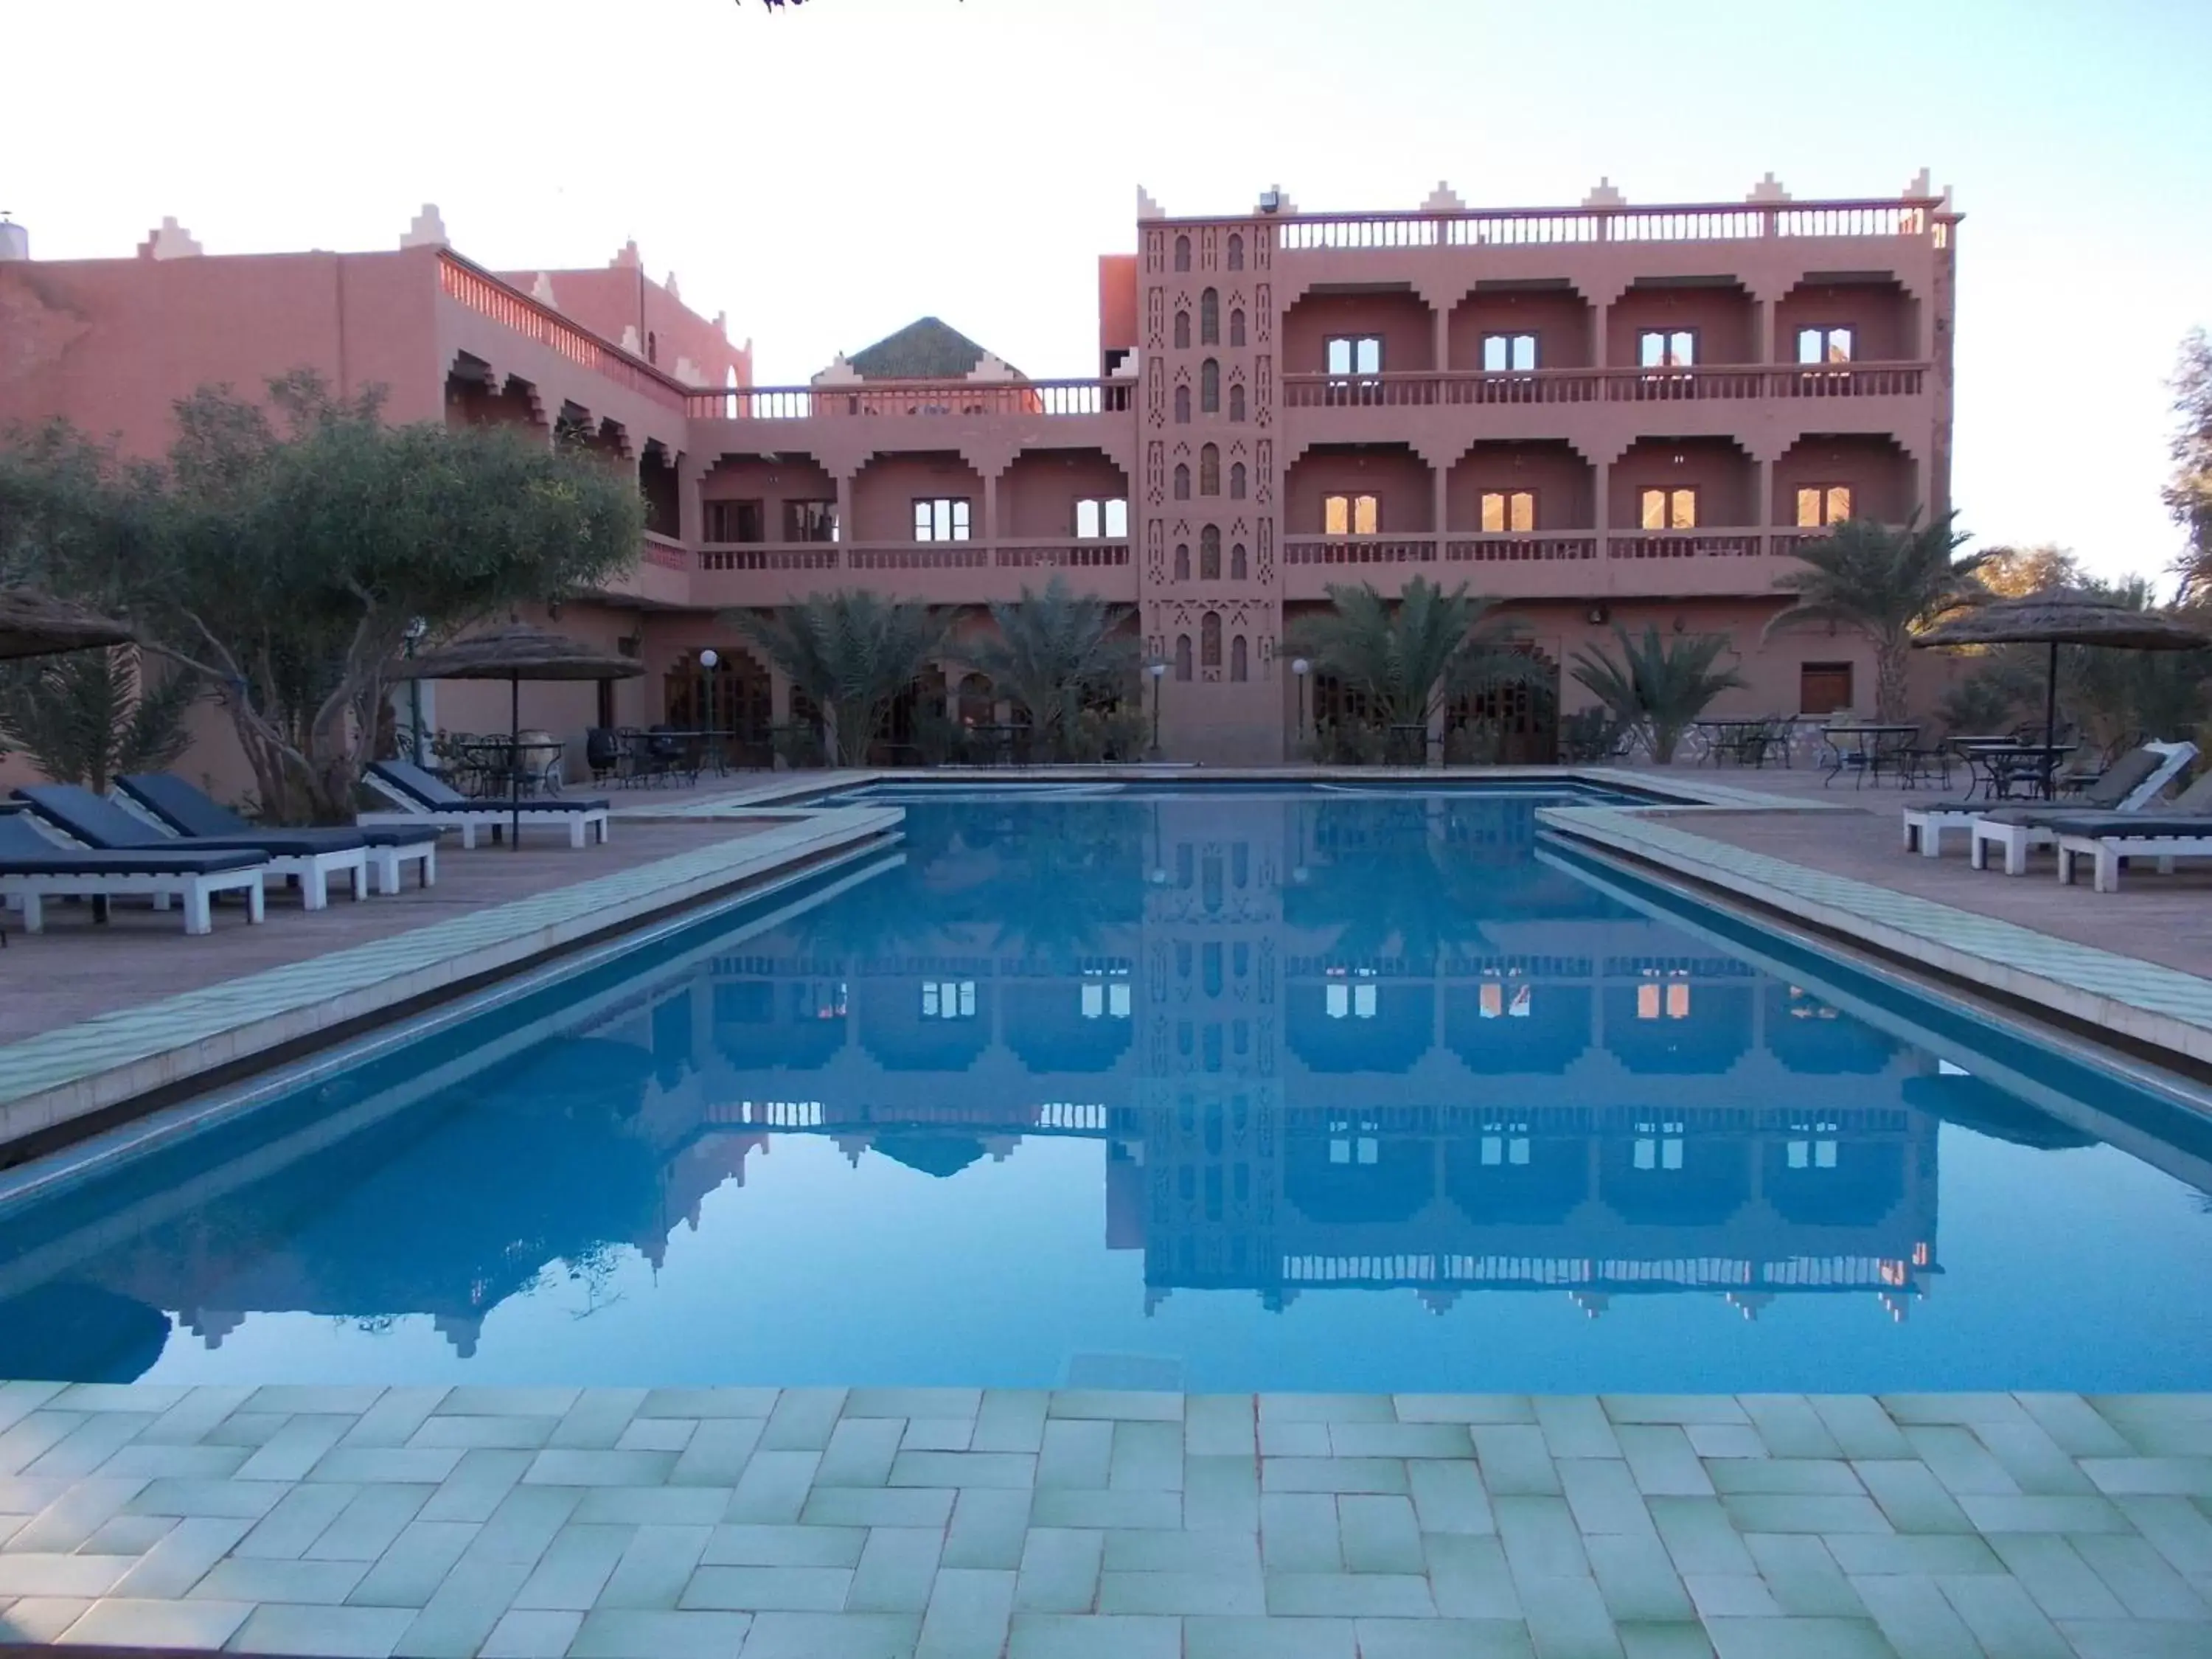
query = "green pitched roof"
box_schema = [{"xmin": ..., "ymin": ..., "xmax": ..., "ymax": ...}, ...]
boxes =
[{"xmin": 846, "ymin": 316, "xmax": 1015, "ymax": 380}]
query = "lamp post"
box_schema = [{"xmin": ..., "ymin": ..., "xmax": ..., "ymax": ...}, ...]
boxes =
[
  {"xmin": 698, "ymin": 648, "xmax": 720, "ymax": 776},
  {"xmin": 1290, "ymin": 656, "xmax": 1311, "ymax": 759},
  {"xmin": 403, "ymin": 617, "xmax": 428, "ymax": 766},
  {"xmin": 1146, "ymin": 660, "xmax": 1169, "ymax": 761}
]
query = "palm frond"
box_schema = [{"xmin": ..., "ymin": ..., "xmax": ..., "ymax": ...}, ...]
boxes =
[{"xmin": 1569, "ymin": 625, "xmax": 1745, "ymax": 764}]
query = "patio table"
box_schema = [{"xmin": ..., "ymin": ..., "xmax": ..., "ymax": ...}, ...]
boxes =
[
  {"xmin": 1958, "ymin": 740, "xmax": 2078, "ymax": 801},
  {"xmin": 1820, "ymin": 723, "xmax": 1918, "ymax": 788}
]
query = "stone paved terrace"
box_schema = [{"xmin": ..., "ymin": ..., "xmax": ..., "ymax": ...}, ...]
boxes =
[
  {"xmin": 1, "ymin": 1384, "xmax": 2211, "ymax": 1658},
  {"xmin": 0, "ymin": 823, "xmax": 768, "ymax": 1046}
]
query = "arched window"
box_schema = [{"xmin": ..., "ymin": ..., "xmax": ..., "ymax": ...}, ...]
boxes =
[
  {"xmin": 1174, "ymin": 309, "xmax": 1191, "ymax": 350},
  {"xmin": 1201, "ymin": 611, "xmax": 1222, "ymax": 668},
  {"xmin": 1200, "ymin": 289, "xmax": 1220, "ymax": 345},
  {"xmin": 1201, "ymin": 360, "xmax": 1220, "ymax": 414},
  {"xmin": 1230, "ymin": 308, "xmax": 1246, "ymax": 347},
  {"xmin": 1174, "ymin": 234, "xmax": 1192, "ymax": 272},
  {"xmin": 1200, "ymin": 525, "xmax": 1221, "ymax": 578},
  {"xmin": 1174, "ymin": 384, "xmax": 1191, "ymax": 424},
  {"xmin": 1231, "ymin": 635, "xmax": 1248, "ymax": 681},
  {"xmin": 1228, "ymin": 383, "xmax": 1247, "ymax": 422},
  {"xmin": 1174, "ymin": 542, "xmax": 1191, "ymax": 580},
  {"xmin": 1173, "ymin": 462, "xmax": 1191, "ymax": 500},
  {"xmin": 1175, "ymin": 633, "xmax": 1193, "ymax": 680},
  {"xmin": 1200, "ymin": 443, "xmax": 1220, "ymax": 495},
  {"xmin": 1230, "ymin": 462, "xmax": 1247, "ymax": 500},
  {"xmin": 1231, "ymin": 541, "xmax": 1248, "ymax": 580},
  {"xmin": 1226, "ymin": 233, "xmax": 1245, "ymax": 271}
]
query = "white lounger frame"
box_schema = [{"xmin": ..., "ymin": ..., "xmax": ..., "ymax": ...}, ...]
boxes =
[
  {"xmin": 2056, "ymin": 832, "xmax": 2202, "ymax": 893},
  {"xmin": 1962, "ymin": 741, "xmax": 2197, "ymax": 874},
  {"xmin": 101, "ymin": 793, "xmax": 371, "ymax": 910},
  {"xmin": 360, "ymin": 772, "xmax": 610, "ymax": 849},
  {"xmin": 1, "ymin": 867, "xmax": 265, "ymax": 935}
]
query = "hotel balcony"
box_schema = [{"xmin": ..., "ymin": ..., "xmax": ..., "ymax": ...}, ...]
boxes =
[
  {"xmin": 686, "ymin": 537, "xmax": 1138, "ymax": 608},
  {"xmin": 1281, "ymin": 531, "xmax": 1804, "ymax": 602}
]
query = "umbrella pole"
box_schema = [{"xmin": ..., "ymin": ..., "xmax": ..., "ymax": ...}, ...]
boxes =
[
  {"xmin": 510, "ymin": 672, "xmax": 522, "ymax": 852},
  {"xmin": 2043, "ymin": 639, "xmax": 2059, "ymax": 799}
]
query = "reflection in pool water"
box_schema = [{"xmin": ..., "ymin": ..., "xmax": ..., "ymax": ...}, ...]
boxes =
[{"xmin": 4, "ymin": 788, "xmax": 2210, "ymax": 1392}]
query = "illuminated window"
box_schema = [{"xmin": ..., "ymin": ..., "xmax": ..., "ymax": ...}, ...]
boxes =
[
  {"xmin": 1478, "ymin": 981, "xmax": 1532, "ymax": 1019},
  {"xmin": 1081, "ymin": 970, "xmax": 1132, "ymax": 1020},
  {"xmin": 912, "ymin": 498, "xmax": 972, "ymax": 541},
  {"xmin": 1482, "ymin": 333, "xmax": 1537, "ymax": 372},
  {"xmin": 1480, "ymin": 490, "xmax": 1536, "ymax": 533},
  {"xmin": 1480, "ymin": 1129, "xmax": 1531, "ymax": 1166},
  {"xmin": 1787, "ymin": 1133, "xmax": 1840, "ymax": 1169},
  {"xmin": 1325, "ymin": 967, "xmax": 1378, "ymax": 1019},
  {"xmin": 920, "ymin": 980, "xmax": 976, "ymax": 1019},
  {"xmin": 1797, "ymin": 325, "xmax": 1854, "ymax": 364},
  {"xmin": 1794, "ymin": 484, "xmax": 1853, "ymax": 526},
  {"xmin": 1200, "ymin": 289, "xmax": 1220, "ymax": 345},
  {"xmin": 1633, "ymin": 1124, "xmax": 1685, "ymax": 1170},
  {"xmin": 1639, "ymin": 487, "xmax": 1697, "ymax": 530},
  {"xmin": 1329, "ymin": 1135, "xmax": 1380, "ymax": 1166},
  {"xmin": 1635, "ymin": 973, "xmax": 1691, "ymax": 1019},
  {"xmin": 1325, "ymin": 335, "xmax": 1382, "ymax": 378},
  {"xmin": 1074, "ymin": 497, "xmax": 1129, "ymax": 538},
  {"xmin": 1324, "ymin": 493, "xmax": 1380, "ymax": 535},
  {"xmin": 1638, "ymin": 329, "xmax": 1695, "ymax": 367}
]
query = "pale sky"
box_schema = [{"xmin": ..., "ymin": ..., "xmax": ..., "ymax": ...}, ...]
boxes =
[{"xmin": 11, "ymin": 0, "xmax": 2208, "ymax": 581}]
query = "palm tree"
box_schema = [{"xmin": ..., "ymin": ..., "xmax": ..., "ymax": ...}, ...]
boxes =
[
  {"xmin": 1570, "ymin": 625, "xmax": 1746, "ymax": 765},
  {"xmin": 959, "ymin": 576, "xmax": 1138, "ymax": 762},
  {"xmin": 726, "ymin": 591, "xmax": 949, "ymax": 766},
  {"xmin": 1767, "ymin": 512, "xmax": 1986, "ymax": 720},
  {"xmin": 1286, "ymin": 578, "xmax": 1536, "ymax": 759}
]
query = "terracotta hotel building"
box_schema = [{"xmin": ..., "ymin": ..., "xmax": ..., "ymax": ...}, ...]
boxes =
[{"xmin": 0, "ymin": 176, "xmax": 1957, "ymax": 767}]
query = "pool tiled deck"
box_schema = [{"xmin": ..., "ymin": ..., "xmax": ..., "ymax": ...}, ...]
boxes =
[{"xmin": 1, "ymin": 1385, "xmax": 2210, "ymax": 1657}]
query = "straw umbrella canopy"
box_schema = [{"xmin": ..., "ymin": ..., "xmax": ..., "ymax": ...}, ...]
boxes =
[
  {"xmin": 389, "ymin": 622, "xmax": 641, "ymax": 849},
  {"xmin": 1913, "ymin": 588, "xmax": 2211, "ymax": 790},
  {"xmin": 0, "ymin": 586, "xmax": 136, "ymax": 661}
]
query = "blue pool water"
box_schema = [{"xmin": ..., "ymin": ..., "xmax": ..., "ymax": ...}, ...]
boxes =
[{"xmin": 5, "ymin": 784, "xmax": 2212, "ymax": 1393}]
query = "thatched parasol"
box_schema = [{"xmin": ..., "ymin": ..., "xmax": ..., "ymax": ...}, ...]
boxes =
[
  {"xmin": 0, "ymin": 586, "xmax": 136, "ymax": 661},
  {"xmin": 1913, "ymin": 588, "xmax": 2211, "ymax": 793},
  {"xmin": 390, "ymin": 622, "xmax": 641, "ymax": 850}
]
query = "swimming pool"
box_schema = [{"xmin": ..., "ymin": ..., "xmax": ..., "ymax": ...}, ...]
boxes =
[{"xmin": 5, "ymin": 784, "xmax": 2211, "ymax": 1393}]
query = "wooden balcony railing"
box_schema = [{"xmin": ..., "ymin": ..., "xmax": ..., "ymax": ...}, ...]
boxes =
[
  {"xmin": 1444, "ymin": 535, "xmax": 1599, "ymax": 564},
  {"xmin": 437, "ymin": 252, "xmax": 691, "ymax": 412},
  {"xmin": 685, "ymin": 380, "xmax": 1133, "ymax": 421},
  {"xmin": 1267, "ymin": 198, "xmax": 1944, "ymax": 252},
  {"xmin": 1279, "ymin": 364, "xmax": 1927, "ymax": 409}
]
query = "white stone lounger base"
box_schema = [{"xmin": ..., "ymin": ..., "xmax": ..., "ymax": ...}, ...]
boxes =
[
  {"xmin": 1970, "ymin": 816, "xmax": 2054, "ymax": 875},
  {"xmin": 260, "ymin": 844, "xmax": 372, "ymax": 908},
  {"xmin": 2, "ymin": 868, "xmax": 265, "ymax": 934},
  {"xmin": 1900, "ymin": 805, "xmax": 1979, "ymax": 855},
  {"xmin": 366, "ymin": 838, "xmax": 437, "ymax": 892},
  {"xmin": 358, "ymin": 807, "xmax": 609, "ymax": 850}
]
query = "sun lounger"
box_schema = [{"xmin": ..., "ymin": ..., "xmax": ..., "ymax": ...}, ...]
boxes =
[
  {"xmin": 14, "ymin": 785, "xmax": 369, "ymax": 910},
  {"xmin": 118, "ymin": 773, "xmax": 438, "ymax": 895},
  {"xmin": 2049, "ymin": 815, "xmax": 2212, "ymax": 892},
  {"xmin": 361, "ymin": 760, "xmax": 611, "ymax": 850},
  {"xmin": 1971, "ymin": 751, "xmax": 2211, "ymax": 874},
  {"xmin": 1902, "ymin": 742, "xmax": 2192, "ymax": 858},
  {"xmin": 0, "ymin": 810, "xmax": 265, "ymax": 935}
]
